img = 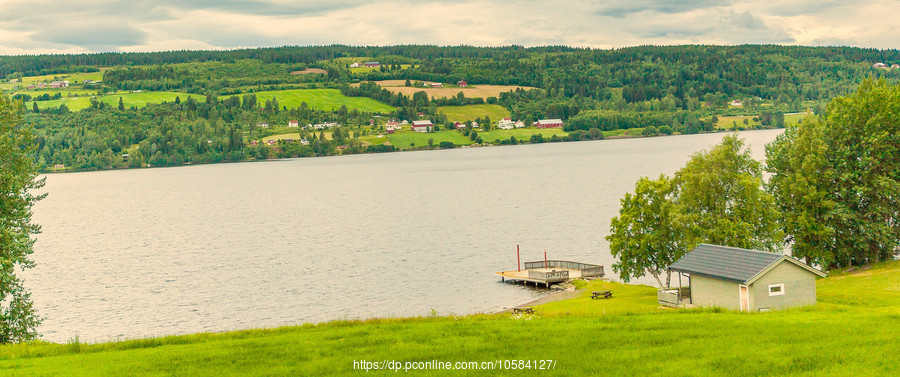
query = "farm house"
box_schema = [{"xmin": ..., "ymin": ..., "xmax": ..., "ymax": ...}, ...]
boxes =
[{"xmin": 659, "ymin": 244, "xmax": 826, "ymax": 312}]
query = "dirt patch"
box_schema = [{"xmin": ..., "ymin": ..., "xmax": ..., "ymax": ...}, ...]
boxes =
[
  {"xmin": 352, "ymin": 80, "xmax": 533, "ymax": 99},
  {"xmin": 291, "ymin": 68, "xmax": 328, "ymax": 75}
]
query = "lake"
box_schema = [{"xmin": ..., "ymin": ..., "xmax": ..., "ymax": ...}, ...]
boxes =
[{"xmin": 27, "ymin": 129, "xmax": 783, "ymax": 342}]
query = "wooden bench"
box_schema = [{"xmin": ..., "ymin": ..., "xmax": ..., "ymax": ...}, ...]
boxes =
[
  {"xmin": 512, "ymin": 306, "xmax": 535, "ymax": 314},
  {"xmin": 591, "ymin": 290, "xmax": 613, "ymax": 299}
]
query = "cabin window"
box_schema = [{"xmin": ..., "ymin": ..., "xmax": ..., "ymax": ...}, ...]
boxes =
[{"xmin": 768, "ymin": 283, "xmax": 785, "ymax": 296}]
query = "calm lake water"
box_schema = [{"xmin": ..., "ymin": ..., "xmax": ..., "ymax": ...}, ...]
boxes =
[{"xmin": 27, "ymin": 129, "xmax": 783, "ymax": 342}]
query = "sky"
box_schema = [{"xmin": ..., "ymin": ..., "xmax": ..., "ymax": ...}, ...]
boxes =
[{"xmin": 0, "ymin": 0, "xmax": 898, "ymax": 55}]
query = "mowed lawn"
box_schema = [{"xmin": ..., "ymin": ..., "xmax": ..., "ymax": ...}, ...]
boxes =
[
  {"xmin": 2, "ymin": 261, "xmax": 900, "ymax": 375},
  {"xmin": 26, "ymin": 91, "xmax": 203, "ymax": 111},
  {"xmin": 438, "ymin": 104, "xmax": 510, "ymax": 122},
  {"xmin": 252, "ymin": 89, "xmax": 395, "ymax": 113},
  {"xmin": 387, "ymin": 130, "xmax": 474, "ymax": 149}
]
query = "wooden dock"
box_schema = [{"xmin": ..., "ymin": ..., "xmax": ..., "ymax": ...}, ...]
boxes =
[{"xmin": 497, "ymin": 260, "xmax": 604, "ymax": 288}]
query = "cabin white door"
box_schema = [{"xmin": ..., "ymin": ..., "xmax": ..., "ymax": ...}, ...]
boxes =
[{"xmin": 739, "ymin": 285, "xmax": 750, "ymax": 312}]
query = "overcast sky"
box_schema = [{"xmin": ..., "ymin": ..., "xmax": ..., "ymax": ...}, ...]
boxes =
[{"xmin": 1, "ymin": 0, "xmax": 898, "ymax": 55}]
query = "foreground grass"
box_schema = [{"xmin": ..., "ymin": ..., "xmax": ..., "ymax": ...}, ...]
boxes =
[{"xmin": 3, "ymin": 262, "xmax": 900, "ymax": 375}]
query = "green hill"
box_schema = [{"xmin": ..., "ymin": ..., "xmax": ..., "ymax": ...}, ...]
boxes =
[{"xmin": 2, "ymin": 261, "xmax": 899, "ymax": 376}]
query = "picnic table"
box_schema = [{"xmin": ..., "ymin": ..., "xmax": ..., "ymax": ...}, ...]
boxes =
[
  {"xmin": 591, "ymin": 290, "xmax": 613, "ymax": 299},
  {"xmin": 512, "ymin": 306, "xmax": 535, "ymax": 314}
]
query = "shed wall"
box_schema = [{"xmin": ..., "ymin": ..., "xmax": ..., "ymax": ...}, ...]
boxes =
[
  {"xmin": 690, "ymin": 274, "xmax": 740, "ymax": 310},
  {"xmin": 749, "ymin": 261, "xmax": 817, "ymax": 311}
]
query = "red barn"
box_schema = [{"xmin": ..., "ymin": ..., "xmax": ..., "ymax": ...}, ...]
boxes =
[
  {"xmin": 457, "ymin": 80, "xmax": 468, "ymax": 87},
  {"xmin": 534, "ymin": 119, "xmax": 563, "ymax": 129}
]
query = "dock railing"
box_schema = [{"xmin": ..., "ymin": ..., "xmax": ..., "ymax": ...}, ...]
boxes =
[
  {"xmin": 528, "ymin": 269, "xmax": 570, "ymax": 282},
  {"xmin": 523, "ymin": 260, "xmax": 604, "ymax": 277}
]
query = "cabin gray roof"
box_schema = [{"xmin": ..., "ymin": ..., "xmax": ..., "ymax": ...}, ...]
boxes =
[{"xmin": 668, "ymin": 244, "xmax": 785, "ymax": 283}]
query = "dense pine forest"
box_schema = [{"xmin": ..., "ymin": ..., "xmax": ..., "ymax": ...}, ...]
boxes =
[{"xmin": 2, "ymin": 44, "xmax": 899, "ymax": 172}]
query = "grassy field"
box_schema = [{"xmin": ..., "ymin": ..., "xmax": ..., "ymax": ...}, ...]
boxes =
[
  {"xmin": 716, "ymin": 112, "xmax": 810, "ymax": 130},
  {"xmin": 3, "ymin": 69, "xmax": 107, "ymax": 89},
  {"xmin": 438, "ymin": 104, "xmax": 510, "ymax": 122},
  {"xmin": 260, "ymin": 132, "xmax": 331, "ymax": 142},
  {"xmin": 25, "ymin": 91, "xmax": 203, "ymax": 112},
  {"xmin": 387, "ymin": 130, "xmax": 474, "ymax": 149},
  {"xmin": 603, "ymin": 127, "xmax": 646, "ymax": 138},
  {"xmin": 252, "ymin": 89, "xmax": 395, "ymax": 113},
  {"xmin": 478, "ymin": 128, "xmax": 568, "ymax": 143},
  {"xmin": 357, "ymin": 80, "xmax": 534, "ymax": 99},
  {"xmin": 2, "ymin": 261, "xmax": 899, "ymax": 375}
]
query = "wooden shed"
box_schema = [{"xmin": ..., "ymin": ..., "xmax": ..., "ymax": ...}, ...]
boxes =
[{"xmin": 665, "ymin": 244, "xmax": 826, "ymax": 312}]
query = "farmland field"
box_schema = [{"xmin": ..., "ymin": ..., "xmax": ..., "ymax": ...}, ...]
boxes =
[
  {"xmin": 438, "ymin": 104, "xmax": 511, "ymax": 122},
  {"xmin": 355, "ymin": 80, "xmax": 534, "ymax": 99},
  {"xmin": 25, "ymin": 91, "xmax": 203, "ymax": 112},
  {"xmin": 252, "ymin": 89, "xmax": 395, "ymax": 113},
  {"xmin": 387, "ymin": 130, "xmax": 474, "ymax": 149},
  {"xmin": 716, "ymin": 112, "xmax": 810, "ymax": 130},
  {"xmin": 260, "ymin": 132, "xmax": 330, "ymax": 142},
  {"xmin": 290, "ymin": 68, "xmax": 327, "ymax": 75},
  {"xmin": 477, "ymin": 127, "xmax": 568, "ymax": 142}
]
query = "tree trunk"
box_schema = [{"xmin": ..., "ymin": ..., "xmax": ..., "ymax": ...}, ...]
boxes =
[{"xmin": 651, "ymin": 272, "xmax": 664, "ymax": 288}]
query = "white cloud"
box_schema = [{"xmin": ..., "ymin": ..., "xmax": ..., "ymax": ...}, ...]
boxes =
[{"xmin": 0, "ymin": 0, "xmax": 898, "ymax": 55}]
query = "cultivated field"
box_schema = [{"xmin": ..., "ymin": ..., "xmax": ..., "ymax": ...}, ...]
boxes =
[
  {"xmin": 2, "ymin": 261, "xmax": 898, "ymax": 375},
  {"xmin": 477, "ymin": 128, "xmax": 568, "ymax": 142},
  {"xmin": 26, "ymin": 91, "xmax": 203, "ymax": 112},
  {"xmin": 716, "ymin": 112, "xmax": 810, "ymax": 130},
  {"xmin": 438, "ymin": 104, "xmax": 511, "ymax": 122},
  {"xmin": 356, "ymin": 80, "xmax": 534, "ymax": 99},
  {"xmin": 290, "ymin": 68, "xmax": 327, "ymax": 75},
  {"xmin": 387, "ymin": 130, "xmax": 474, "ymax": 149},
  {"xmin": 252, "ymin": 89, "xmax": 395, "ymax": 113}
]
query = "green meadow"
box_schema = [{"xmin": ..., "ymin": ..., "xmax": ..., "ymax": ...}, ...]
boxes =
[
  {"xmin": 438, "ymin": 104, "xmax": 511, "ymax": 122},
  {"xmin": 387, "ymin": 130, "xmax": 474, "ymax": 149},
  {"xmin": 1, "ymin": 261, "xmax": 898, "ymax": 375},
  {"xmin": 716, "ymin": 112, "xmax": 810, "ymax": 130},
  {"xmin": 25, "ymin": 91, "xmax": 203, "ymax": 112},
  {"xmin": 253, "ymin": 89, "xmax": 395, "ymax": 113},
  {"xmin": 477, "ymin": 128, "xmax": 568, "ymax": 142}
]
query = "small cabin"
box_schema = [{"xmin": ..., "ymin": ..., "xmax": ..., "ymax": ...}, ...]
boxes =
[{"xmin": 662, "ymin": 244, "xmax": 826, "ymax": 312}]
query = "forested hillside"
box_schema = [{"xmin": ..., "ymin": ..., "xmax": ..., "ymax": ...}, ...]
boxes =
[{"xmin": 2, "ymin": 45, "xmax": 899, "ymax": 171}]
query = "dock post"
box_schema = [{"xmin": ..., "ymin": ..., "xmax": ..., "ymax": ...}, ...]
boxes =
[{"xmin": 517, "ymin": 244, "xmax": 521, "ymax": 272}]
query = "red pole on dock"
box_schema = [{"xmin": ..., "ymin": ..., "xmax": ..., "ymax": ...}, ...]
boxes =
[
  {"xmin": 517, "ymin": 244, "xmax": 521, "ymax": 272},
  {"xmin": 544, "ymin": 250, "xmax": 547, "ymax": 269}
]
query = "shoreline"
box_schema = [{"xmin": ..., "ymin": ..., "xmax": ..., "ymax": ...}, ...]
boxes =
[{"xmin": 41, "ymin": 128, "xmax": 784, "ymax": 174}]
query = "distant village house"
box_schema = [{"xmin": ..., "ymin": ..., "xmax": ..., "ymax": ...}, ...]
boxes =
[{"xmin": 457, "ymin": 80, "xmax": 468, "ymax": 87}]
